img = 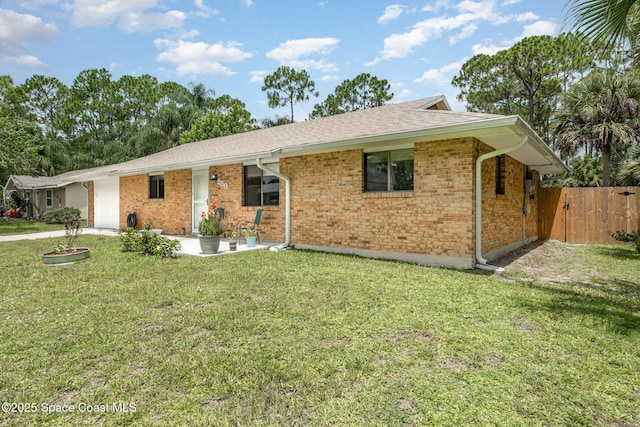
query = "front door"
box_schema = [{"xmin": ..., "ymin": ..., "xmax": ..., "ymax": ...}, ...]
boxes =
[{"xmin": 192, "ymin": 171, "xmax": 209, "ymax": 234}]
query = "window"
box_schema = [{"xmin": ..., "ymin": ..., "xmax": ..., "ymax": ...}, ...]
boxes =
[
  {"xmin": 496, "ymin": 155, "xmax": 506, "ymax": 195},
  {"xmin": 149, "ymin": 175, "xmax": 164, "ymax": 199},
  {"xmin": 244, "ymin": 165, "xmax": 279, "ymax": 206},
  {"xmin": 364, "ymin": 149, "xmax": 414, "ymax": 192},
  {"xmin": 46, "ymin": 190, "xmax": 53, "ymax": 208}
]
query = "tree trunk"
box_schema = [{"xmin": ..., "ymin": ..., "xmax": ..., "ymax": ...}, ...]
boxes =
[{"xmin": 602, "ymin": 144, "xmax": 611, "ymax": 187}]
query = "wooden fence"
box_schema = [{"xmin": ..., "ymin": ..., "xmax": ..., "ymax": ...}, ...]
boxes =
[{"xmin": 538, "ymin": 187, "xmax": 640, "ymax": 244}]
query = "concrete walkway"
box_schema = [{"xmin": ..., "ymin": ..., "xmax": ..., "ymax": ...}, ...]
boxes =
[{"xmin": 0, "ymin": 228, "xmax": 270, "ymax": 257}]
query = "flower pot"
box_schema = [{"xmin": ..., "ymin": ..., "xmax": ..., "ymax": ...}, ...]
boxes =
[
  {"xmin": 199, "ymin": 235, "xmax": 221, "ymax": 254},
  {"xmin": 246, "ymin": 236, "xmax": 257, "ymax": 248},
  {"xmin": 229, "ymin": 242, "xmax": 237, "ymax": 251},
  {"xmin": 42, "ymin": 248, "xmax": 90, "ymax": 265}
]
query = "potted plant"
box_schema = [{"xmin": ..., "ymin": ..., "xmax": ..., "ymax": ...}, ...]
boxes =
[
  {"xmin": 198, "ymin": 201, "xmax": 224, "ymax": 254},
  {"xmin": 242, "ymin": 227, "xmax": 259, "ymax": 248},
  {"xmin": 42, "ymin": 216, "xmax": 90, "ymax": 265},
  {"xmin": 226, "ymin": 230, "xmax": 238, "ymax": 251}
]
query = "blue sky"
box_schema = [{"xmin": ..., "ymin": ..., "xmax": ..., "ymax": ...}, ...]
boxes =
[{"xmin": 1, "ymin": 0, "xmax": 569, "ymax": 121}]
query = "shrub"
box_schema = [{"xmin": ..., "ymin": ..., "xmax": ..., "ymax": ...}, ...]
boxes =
[
  {"xmin": 117, "ymin": 227, "xmax": 140, "ymax": 252},
  {"xmin": 43, "ymin": 207, "xmax": 81, "ymax": 224},
  {"xmin": 609, "ymin": 230, "xmax": 640, "ymax": 252},
  {"xmin": 117, "ymin": 228, "xmax": 181, "ymax": 258}
]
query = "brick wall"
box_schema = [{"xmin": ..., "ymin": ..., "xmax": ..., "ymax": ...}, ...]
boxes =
[
  {"xmin": 208, "ymin": 164, "xmax": 285, "ymax": 241},
  {"xmin": 119, "ymin": 170, "xmax": 192, "ymax": 234},
  {"xmin": 283, "ymin": 138, "xmax": 476, "ymax": 259},
  {"xmin": 479, "ymin": 143, "xmax": 539, "ymax": 254},
  {"xmin": 111, "ymin": 137, "xmax": 537, "ymax": 264}
]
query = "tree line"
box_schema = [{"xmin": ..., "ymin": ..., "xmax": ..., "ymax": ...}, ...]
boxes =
[
  {"xmin": 0, "ymin": 69, "xmax": 393, "ymax": 186},
  {"xmin": 3, "ymin": 15, "xmax": 640, "ymax": 189},
  {"xmin": 452, "ymin": 31, "xmax": 640, "ymax": 187}
]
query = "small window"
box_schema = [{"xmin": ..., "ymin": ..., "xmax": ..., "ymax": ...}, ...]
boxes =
[
  {"xmin": 46, "ymin": 190, "xmax": 53, "ymax": 208},
  {"xmin": 496, "ymin": 155, "xmax": 506, "ymax": 195},
  {"xmin": 244, "ymin": 165, "xmax": 279, "ymax": 206},
  {"xmin": 149, "ymin": 175, "xmax": 164, "ymax": 199},
  {"xmin": 364, "ymin": 149, "xmax": 414, "ymax": 192}
]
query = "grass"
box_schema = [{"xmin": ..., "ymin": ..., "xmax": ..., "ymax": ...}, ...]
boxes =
[
  {"xmin": 0, "ymin": 219, "xmax": 63, "ymax": 236},
  {"xmin": 0, "ymin": 235, "xmax": 639, "ymax": 426}
]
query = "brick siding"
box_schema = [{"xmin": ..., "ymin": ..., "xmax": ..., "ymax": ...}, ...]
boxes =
[
  {"xmin": 118, "ymin": 170, "xmax": 192, "ymax": 234},
  {"xmin": 479, "ymin": 142, "xmax": 539, "ymax": 254},
  {"xmin": 110, "ymin": 137, "xmax": 535, "ymax": 265}
]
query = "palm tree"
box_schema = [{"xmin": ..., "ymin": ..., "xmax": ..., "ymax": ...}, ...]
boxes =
[
  {"xmin": 561, "ymin": 154, "xmax": 603, "ymax": 186},
  {"xmin": 617, "ymin": 143, "xmax": 640, "ymax": 184},
  {"xmin": 565, "ymin": 0, "xmax": 640, "ymax": 46},
  {"xmin": 553, "ymin": 69, "xmax": 640, "ymax": 186}
]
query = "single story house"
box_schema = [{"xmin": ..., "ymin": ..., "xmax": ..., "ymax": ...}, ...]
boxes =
[
  {"xmin": 70, "ymin": 96, "xmax": 568, "ymax": 269},
  {"xmin": 3, "ymin": 170, "xmax": 92, "ymax": 220}
]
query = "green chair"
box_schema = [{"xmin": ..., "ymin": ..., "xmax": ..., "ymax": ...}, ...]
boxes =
[{"xmin": 237, "ymin": 209, "xmax": 263, "ymax": 244}]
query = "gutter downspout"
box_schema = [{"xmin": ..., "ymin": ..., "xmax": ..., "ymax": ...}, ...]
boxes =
[
  {"xmin": 475, "ymin": 135, "xmax": 528, "ymax": 271},
  {"xmin": 255, "ymin": 158, "xmax": 291, "ymax": 250}
]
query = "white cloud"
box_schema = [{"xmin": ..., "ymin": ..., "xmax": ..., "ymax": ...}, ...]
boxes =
[
  {"xmin": 118, "ymin": 10, "xmax": 185, "ymax": 32},
  {"xmin": 249, "ymin": 70, "xmax": 268, "ymax": 83},
  {"xmin": 321, "ymin": 74, "xmax": 340, "ymax": 81},
  {"xmin": 267, "ymin": 37, "xmax": 340, "ymax": 61},
  {"xmin": 471, "ymin": 42, "xmax": 507, "ymax": 55},
  {"xmin": 0, "ymin": 8, "xmax": 57, "ymax": 43},
  {"xmin": 155, "ymin": 39, "xmax": 252, "ymax": 77},
  {"xmin": 266, "ymin": 37, "xmax": 340, "ymax": 71},
  {"xmin": 368, "ymin": 0, "xmax": 549, "ymax": 65},
  {"xmin": 11, "ymin": 54, "xmax": 50, "ymax": 69},
  {"xmin": 519, "ymin": 20, "xmax": 558, "ymax": 38},
  {"xmin": 414, "ymin": 69, "xmax": 445, "ymax": 84},
  {"xmin": 516, "ymin": 12, "xmax": 538, "ymax": 22},
  {"xmin": 242, "ymin": 0, "xmax": 254, "ymax": 6},
  {"xmin": 396, "ymin": 88, "xmax": 412, "ymax": 99},
  {"xmin": 378, "ymin": 5, "xmax": 405, "ymax": 24},
  {"xmin": 414, "ymin": 59, "xmax": 466, "ymax": 84},
  {"xmin": 71, "ymin": 0, "xmax": 185, "ymax": 32},
  {"xmin": 194, "ymin": 0, "xmax": 219, "ymax": 18},
  {"xmin": 0, "ymin": 8, "xmax": 56, "ymax": 68},
  {"xmin": 422, "ymin": 0, "xmax": 449, "ymax": 12},
  {"xmin": 368, "ymin": 14, "xmax": 472, "ymax": 65},
  {"xmin": 501, "ymin": 0, "xmax": 520, "ymax": 5},
  {"xmin": 449, "ymin": 24, "xmax": 477, "ymax": 44}
]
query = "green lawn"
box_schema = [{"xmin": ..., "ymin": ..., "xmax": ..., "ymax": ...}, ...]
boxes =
[
  {"xmin": 0, "ymin": 219, "xmax": 63, "ymax": 236},
  {"xmin": 1, "ymin": 235, "xmax": 639, "ymax": 426}
]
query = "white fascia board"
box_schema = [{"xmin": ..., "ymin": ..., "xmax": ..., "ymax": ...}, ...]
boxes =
[{"xmin": 103, "ymin": 149, "xmax": 281, "ymax": 177}]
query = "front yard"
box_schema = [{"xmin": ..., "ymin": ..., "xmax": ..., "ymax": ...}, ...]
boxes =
[
  {"xmin": 1, "ymin": 235, "xmax": 639, "ymax": 426},
  {"xmin": 0, "ymin": 219, "xmax": 63, "ymax": 236}
]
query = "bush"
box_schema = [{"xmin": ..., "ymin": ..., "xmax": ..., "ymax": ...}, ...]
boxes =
[
  {"xmin": 43, "ymin": 207, "xmax": 81, "ymax": 224},
  {"xmin": 609, "ymin": 230, "xmax": 640, "ymax": 252},
  {"xmin": 117, "ymin": 227, "xmax": 140, "ymax": 252},
  {"xmin": 117, "ymin": 228, "xmax": 181, "ymax": 258}
]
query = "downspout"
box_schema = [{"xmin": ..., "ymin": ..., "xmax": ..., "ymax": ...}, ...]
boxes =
[
  {"xmin": 255, "ymin": 158, "xmax": 291, "ymax": 250},
  {"xmin": 475, "ymin": 135, "xmax": 528, "ymax": 271}
]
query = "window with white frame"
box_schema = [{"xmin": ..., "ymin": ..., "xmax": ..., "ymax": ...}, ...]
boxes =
[{"xmin": 46, "ymin": 190, "xmax": 53, "ymax": 208}]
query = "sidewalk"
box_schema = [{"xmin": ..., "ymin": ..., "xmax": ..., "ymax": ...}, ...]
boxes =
[
  {"xmin": 0, "ymin": 227, "xmax": 111, "ymax": 242},
  {"xmin": 0, "ymin": 228, "xmax": 270, "ymax": 257}
]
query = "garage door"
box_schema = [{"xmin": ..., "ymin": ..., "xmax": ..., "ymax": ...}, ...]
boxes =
[{"xmin": 93, "ymin": 177, "xmax": 120, "ymax": 229}]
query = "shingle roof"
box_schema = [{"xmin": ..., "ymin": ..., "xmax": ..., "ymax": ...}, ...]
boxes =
[
  {"xmin": 102, "ymin": 96, "xmax": 511, "ymax": 175},
  {"xmin": 36, "ymin": 96, "xmax": 566, "ymax": 180},
  {"xmin": 7, "ymin": 166, "xmax": 114, "ymax": 189}
]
